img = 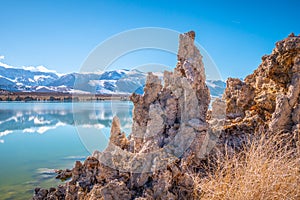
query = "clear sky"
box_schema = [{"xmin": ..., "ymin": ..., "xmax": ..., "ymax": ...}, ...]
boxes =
[{"xmin": 0, "ymin": 0, "xmax": 299, "ymax": 79}]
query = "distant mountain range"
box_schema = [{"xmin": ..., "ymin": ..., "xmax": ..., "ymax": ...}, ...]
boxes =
[{"xmin": 0, "ymin": 63, "xmax": 225, "ymax": 97}]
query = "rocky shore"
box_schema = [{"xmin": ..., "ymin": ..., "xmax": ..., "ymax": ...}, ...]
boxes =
[{"xmin": 33, "ymin": 31, "xmax": 299, "ymax": 200}]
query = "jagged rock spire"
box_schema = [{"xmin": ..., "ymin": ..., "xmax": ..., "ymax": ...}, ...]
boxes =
[{"xmin": 33, "ymin": 31, "xmax": 215, "ymax": 200}]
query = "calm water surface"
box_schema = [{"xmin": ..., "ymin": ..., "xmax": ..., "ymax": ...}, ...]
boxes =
[{"xmin": 0, "ymin": 101, "xmax": 133, "ymax": 200}]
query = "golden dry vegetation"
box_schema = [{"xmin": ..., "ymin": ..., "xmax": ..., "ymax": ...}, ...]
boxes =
[{"xmin": 193, "ymin": 132, "xmax": 300, "ymax": 200}]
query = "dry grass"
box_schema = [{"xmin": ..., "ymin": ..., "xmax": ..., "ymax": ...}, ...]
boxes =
[{"xmin": 193, "ymin": 133, "xmax": 300, "ymax": 200}]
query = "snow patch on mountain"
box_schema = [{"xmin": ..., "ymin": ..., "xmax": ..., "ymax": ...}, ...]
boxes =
[
  {"xmin": 0, "ymin": 61, "xmax": 15, "ymax": 69},
  {"xmin": 22, "ymin": 65, "xmax": 61, "ymax": 76},
  {"xmin": 88, "ymin": 80, "xmax": 117, "ymax": 87},
  {"xmin": 34, "ymin": 75, "xmax": 54, "ymax": 81}
]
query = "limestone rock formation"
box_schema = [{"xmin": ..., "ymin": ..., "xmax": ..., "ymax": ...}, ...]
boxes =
[
  {"xmin": 33, "ymin": 30, "xmax": 214, "ymax": 200},
  {"xmin": 223, "ymin": 34, "xmax": 300, "ymax": 149},
  {"xmin": 33, "ymin": 32, "xmax": 300, "ymax": 200}
]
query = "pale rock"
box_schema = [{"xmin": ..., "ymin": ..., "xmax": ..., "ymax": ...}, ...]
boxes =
[
  {"xmin": 109, "ymin": 116, "xmax": 129, "ymax": 149},
  {"xmin": 187, "ymin": 118, "xmax": 208, "ymax": 131},
  {"xmin": 145, "ymin": 103, "xmax": 165, "ymax": 138},
  {"xmin": 211, "ymin": 98, "xmax": 226, "ymax": 119}
]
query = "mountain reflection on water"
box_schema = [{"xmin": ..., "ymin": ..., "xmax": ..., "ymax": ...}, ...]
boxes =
[
  {"xmin": 0, "ymin": 101, "xmax": 133, "ymax": 146},
  {"xmin": 0, "ymin": 101, "xmax": 133, "ymax": 199}
]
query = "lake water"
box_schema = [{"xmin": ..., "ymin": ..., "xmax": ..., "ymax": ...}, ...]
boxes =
[{"xmin": 0, "ymin": 101, "xmax": 133, "ymax": 200}]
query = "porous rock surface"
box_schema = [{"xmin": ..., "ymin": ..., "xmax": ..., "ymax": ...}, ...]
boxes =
[{"xmin": 223, "ymin": 33, "xmax": 300, "ymax": 149}]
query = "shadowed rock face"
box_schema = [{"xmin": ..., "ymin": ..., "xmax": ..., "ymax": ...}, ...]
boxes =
[{"xmin": 33, "ymin": 33, "xmax": 300, "ymax": 200}]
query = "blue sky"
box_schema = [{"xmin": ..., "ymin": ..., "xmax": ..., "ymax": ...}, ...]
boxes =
[{"xmin": 0, "ymin": 0, "xmax": 299, "ymax": 79}]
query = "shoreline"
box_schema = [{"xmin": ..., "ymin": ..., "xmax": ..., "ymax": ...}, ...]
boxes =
[{"xmin": 0, "ymin": 91, "xmax": 131, "ymax": 102}]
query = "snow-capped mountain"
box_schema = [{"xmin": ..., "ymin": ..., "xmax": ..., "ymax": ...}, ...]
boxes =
[
  {"xmin": 0, "ymin": 64, "xmax": 59, "ymax": 91},
  {"xmin": 0, "ymin": 62, "xmax": 225, "ymax": 97}
]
